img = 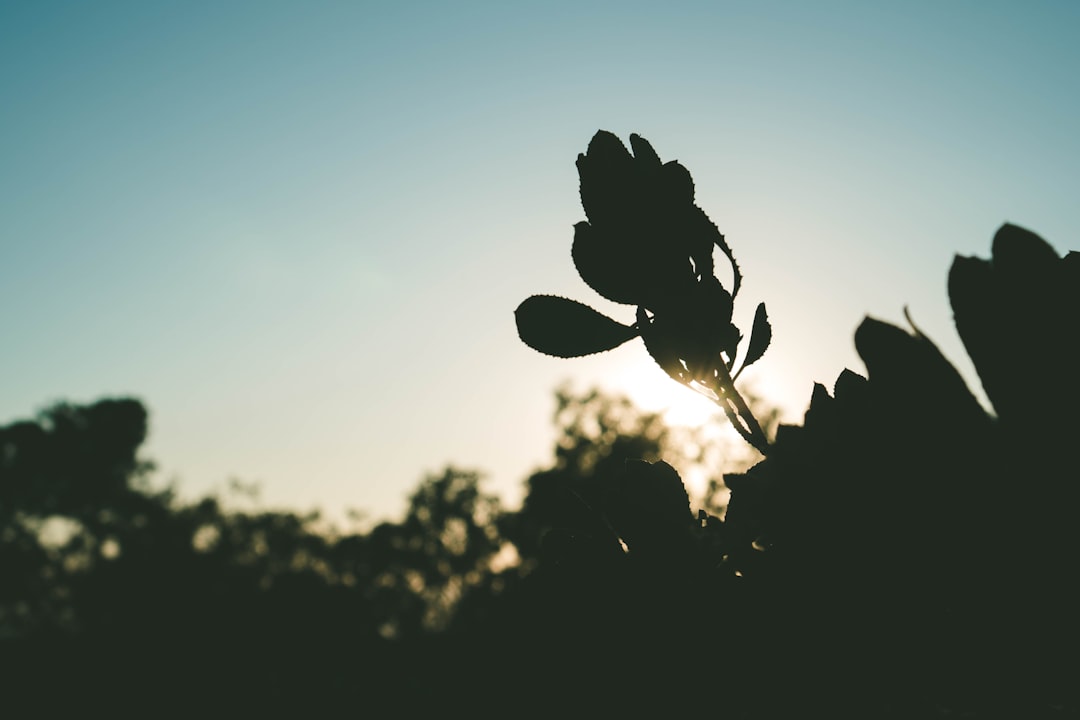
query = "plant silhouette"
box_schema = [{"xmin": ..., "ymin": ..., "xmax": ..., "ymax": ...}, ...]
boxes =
[
  {"xmin": 516, "ymin": 131, "xmax": 772, "ymax": 454},
  {"xmin": 514, "ymin": 131, "xmax": 1079, "ymax": 717}
]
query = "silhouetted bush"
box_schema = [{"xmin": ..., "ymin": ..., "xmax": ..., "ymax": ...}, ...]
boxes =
[{"xmin": 515, "ymin": 131, "xmax": 1079, "ymax": 717}]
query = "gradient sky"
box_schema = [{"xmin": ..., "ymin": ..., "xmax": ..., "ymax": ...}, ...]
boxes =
[{"xmin": 3, "ymin": 1, "xmax": 1079, "ymax": 525}]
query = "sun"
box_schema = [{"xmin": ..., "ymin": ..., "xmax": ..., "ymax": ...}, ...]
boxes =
[
  {"xmin": 607, "ymin": 360, "xmax": 724, "ymax": 428},
  {"xmin": 605, "ymin": 353, "xmax": 792, "ymax": 435}
]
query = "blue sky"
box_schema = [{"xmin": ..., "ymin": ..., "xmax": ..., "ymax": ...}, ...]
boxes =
[{"xmin": 3, "ymin": 1, "xmax": 1079, "ymax": 524}]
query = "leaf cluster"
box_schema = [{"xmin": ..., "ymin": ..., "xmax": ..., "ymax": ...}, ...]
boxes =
[
  {"xmin": 511, "ymin": 131, "xmax": 1080, "ymax": 717},
  {"xmin": 516, "ymin": 131, "xmax": 772, "ymax": 452}
]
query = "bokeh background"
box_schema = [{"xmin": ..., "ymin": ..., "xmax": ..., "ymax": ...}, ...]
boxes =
[{"xmin": 4, "ymin": 1, "xmax": 1079, "ymax": 524}]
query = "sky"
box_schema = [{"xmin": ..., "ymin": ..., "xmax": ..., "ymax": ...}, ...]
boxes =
[{"xmin": 3, "ymin": 1, "xmax": 1079, "ymax": 525}]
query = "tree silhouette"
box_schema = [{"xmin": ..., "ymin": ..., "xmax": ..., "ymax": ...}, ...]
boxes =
[{"xmin": 2, "ymin": 383, "xmax": 715, "ymax": 713}]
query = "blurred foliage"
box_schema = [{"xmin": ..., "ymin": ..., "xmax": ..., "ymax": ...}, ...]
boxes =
[{"xmin": 0, "ymin": 384, "xmax": 729, "ymax": 712}]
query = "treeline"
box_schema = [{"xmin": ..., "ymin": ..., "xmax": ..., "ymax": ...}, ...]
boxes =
[{"xmin": 0, "ymin": 387, "xmax": 740, "ymax": 714}]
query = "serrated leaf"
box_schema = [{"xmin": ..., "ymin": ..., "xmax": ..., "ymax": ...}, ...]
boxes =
[
  {"xmin": 689, "ymin": 205, "xmax": 741, "ymax": 297},
  {"xmin": 577, "ymin": 131, "xmax": 634, "ymax": 228},
  {"xmin": 571, "ymin": 221, "xmax": 643, "ymax": 305},
  {"xmin": 736, "ymin": 302, "xmax": 771, "ymax": 377},
  {"xmin": 661, "ymin": 160, "xmax": 695, "ymax": 204},
  {"xmin": 833, "ymin": 368, "xmax": 868, "ymax": 401},
  {"xmin": 629, "ymin": 133, "xmax": 662, "ymax": 167},
  {"xmin": 515, "ymin": 295, "xmax": 638, "ymax": 358}
]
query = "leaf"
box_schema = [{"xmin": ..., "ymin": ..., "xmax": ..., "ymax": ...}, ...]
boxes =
[
  {"xmin": 637, "ymin": 307, "xmax": 690, "ymax": 384},
  {"xmin": 690, "ymin": 205, "xmax": 741, "ymax": 297},
  {"xmin": 736, "ymin": 302, "xmax": 771, "ymax": 377},
  {"xmin": 992, "ymin": 223, "xmax": 1059, "ymax": 275},
  {"xmin": 832, "ymin": 368, "xmax": 868, "ymax": 401},
  {"xmin": 628, "ymin": 133, "xmax": 662, "ymax": 167},
  {"xmin": 854, "ymin": 316, "xmax": 989, "ymax": 430},
  {"xmin": 660, "ymin": 160, "xmax": 695, "ymax": 204},
  {"xmin": 571, "ymin": 221, "xmax": 644, "ymax": 305},
  {"xmin": 604, "ymin": 459, "xmax": 693, "ymax": 554},
  {"xmin": 515, "ymin": 295, "xmax": 638, "ymax": 358},
  {"xmin": 577, "ymin": 131, "xmax": 634, "ymax": 228}
]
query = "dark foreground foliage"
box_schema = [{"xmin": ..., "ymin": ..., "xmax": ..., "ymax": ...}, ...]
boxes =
[
  {"xmin": 514, "ymin": 132, "xmax": 1079, "ymax": 717},
  {"xmin": 4, "ymin": 132, "xmax": 1077, "ymax": 717}
]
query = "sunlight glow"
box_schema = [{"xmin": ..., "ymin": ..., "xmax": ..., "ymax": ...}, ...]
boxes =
[
  {"xmin": 608, "ymin": 357, "xmax": 788, "ymax": 431},
  {"xmin": 601, "ymin": 355, "xmax": 795, "ymax": 506},
  {"xmin": 609, "ymin": 360, "xmax": 724, "ymax": 428}
]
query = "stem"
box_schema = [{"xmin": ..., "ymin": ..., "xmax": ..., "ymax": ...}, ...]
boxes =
[{"xmin": 712, "ymin": 360, "xmax": 771, "ymax": 456}]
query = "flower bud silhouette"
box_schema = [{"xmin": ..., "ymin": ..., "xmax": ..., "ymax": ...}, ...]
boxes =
[{"xmin": 516, "ymin": 131, "xmax": 772, "ymax": 453}]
